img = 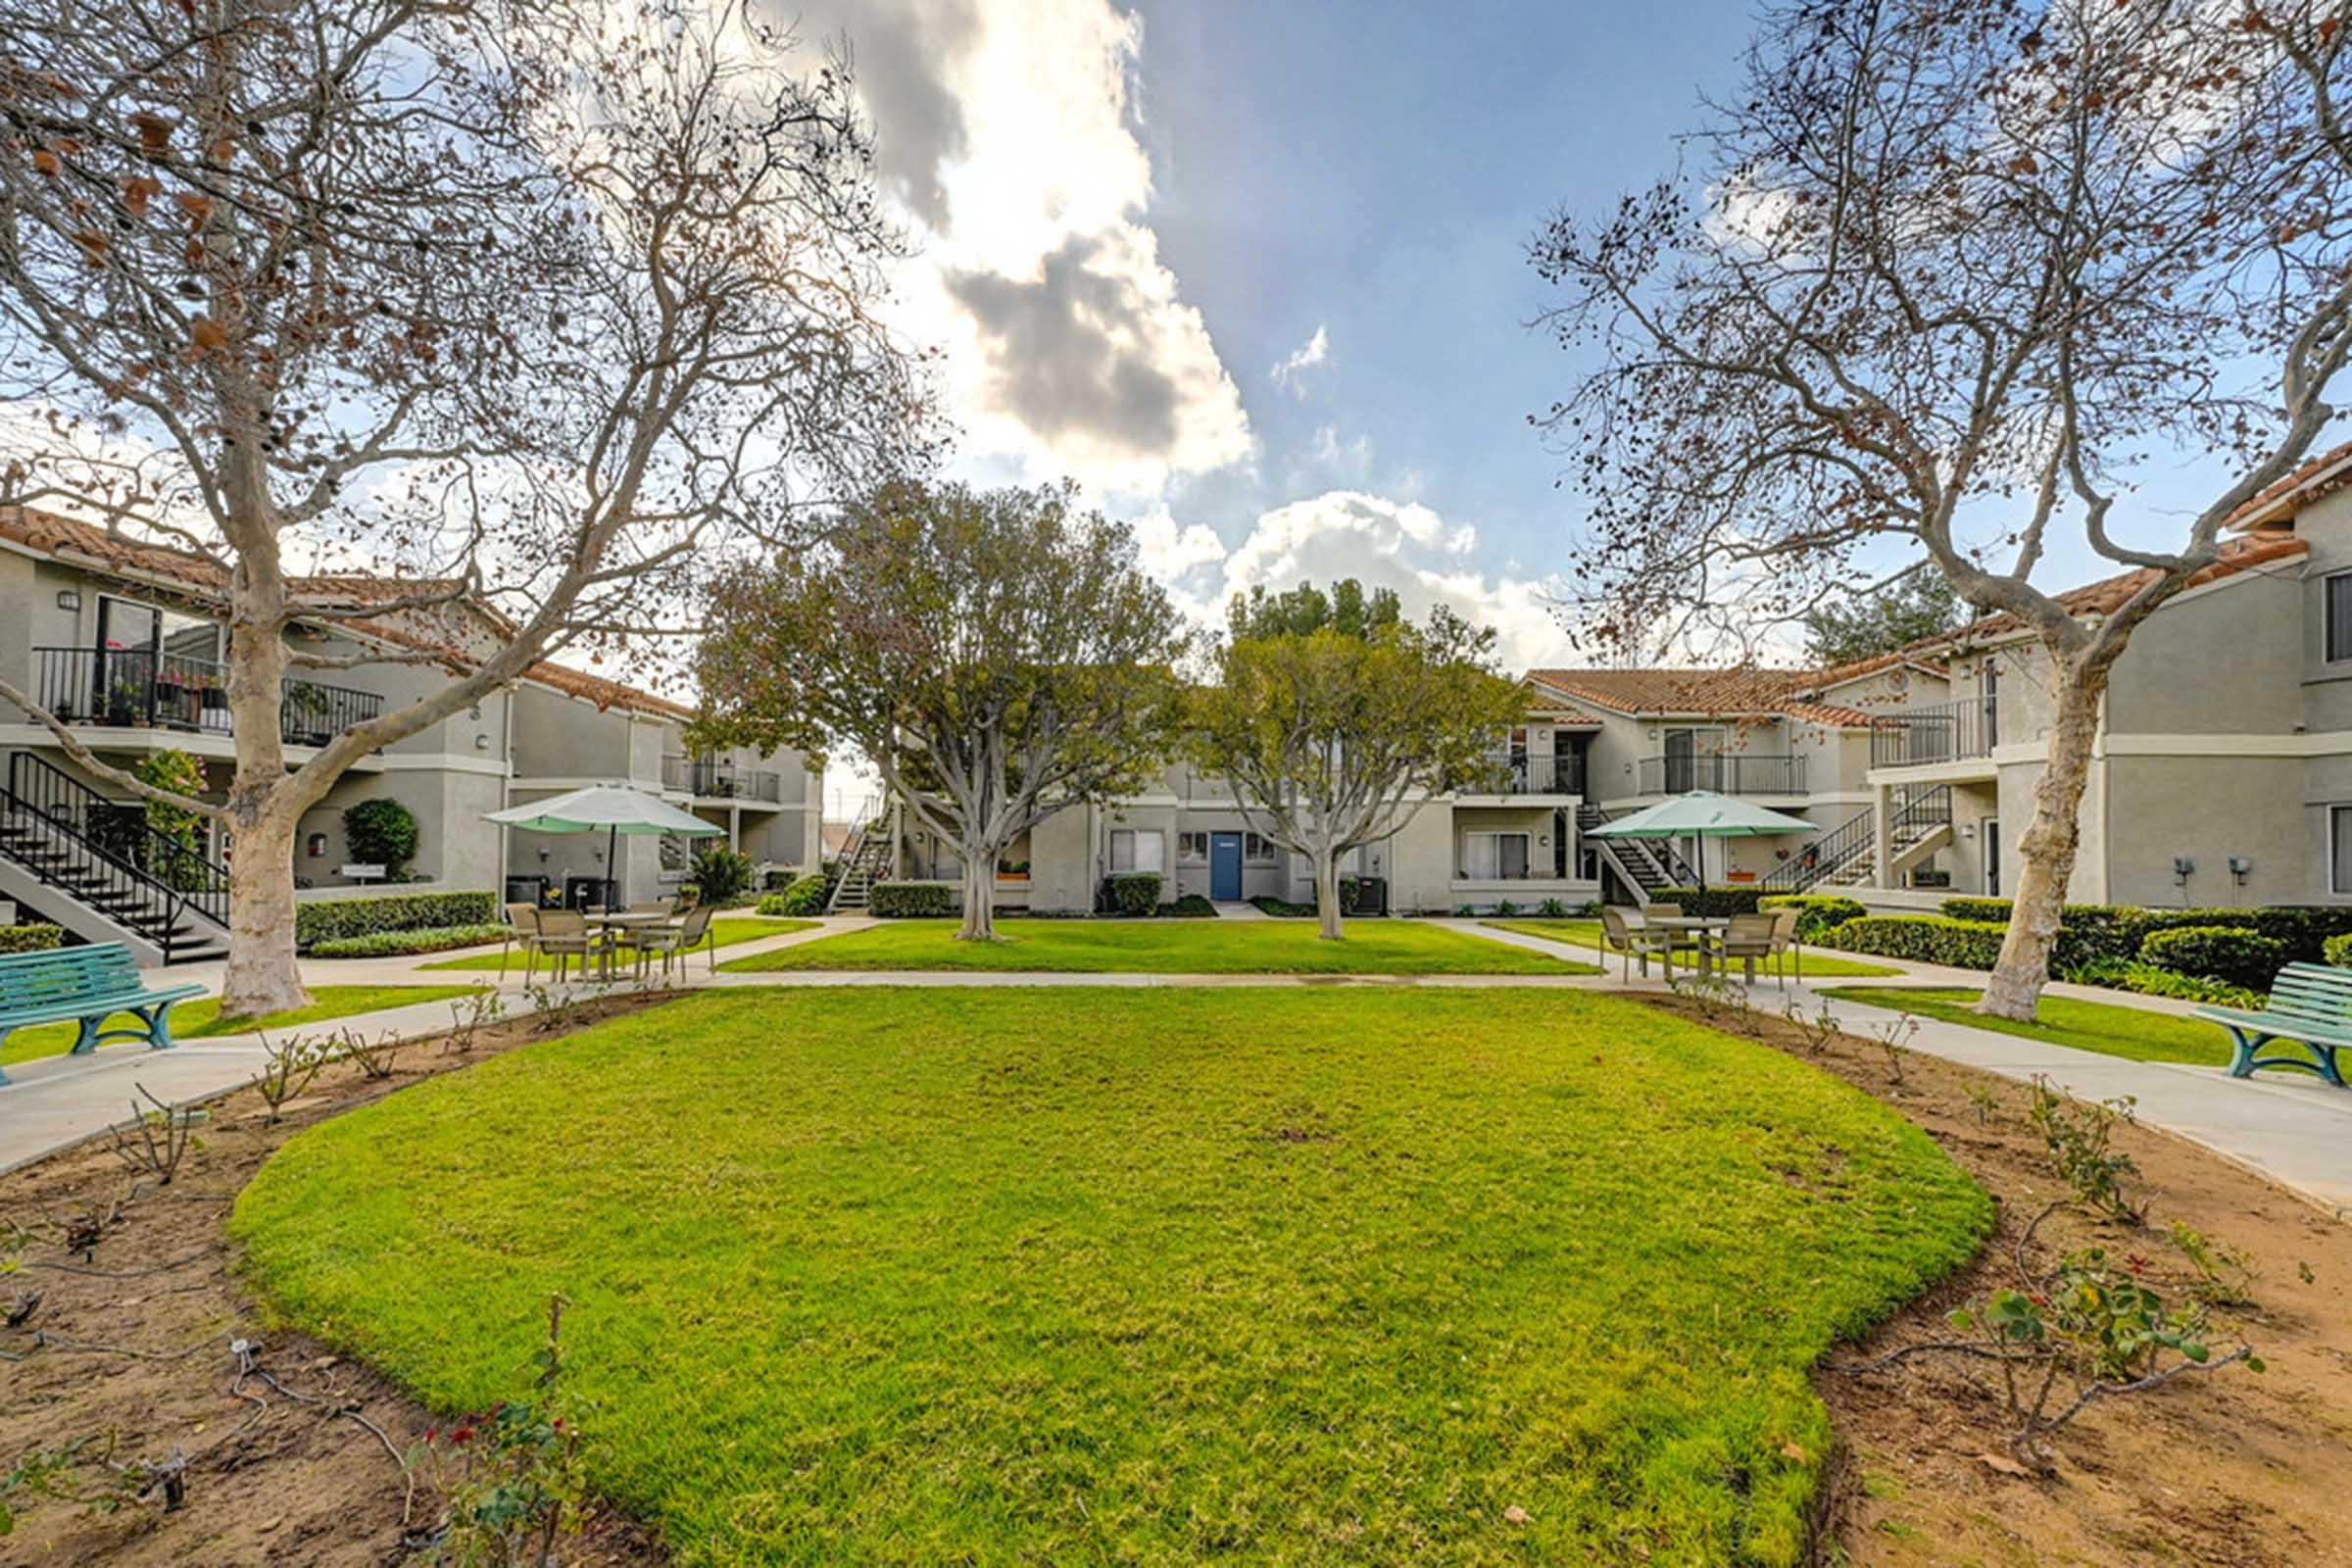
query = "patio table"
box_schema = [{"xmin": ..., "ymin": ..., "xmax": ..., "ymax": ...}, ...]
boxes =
[
  {"xmin": 1644, "ymin": 914, "xmax": 1732, "ymax": 977},
  {"xmin": 584, "ymin": 911, "xmax": 680, "ymax": 978}
]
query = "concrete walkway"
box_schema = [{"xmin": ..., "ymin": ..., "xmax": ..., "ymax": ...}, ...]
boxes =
[{"xmin": 6, "ymin": 915, "xmax": 2346, "ymax": 1214}]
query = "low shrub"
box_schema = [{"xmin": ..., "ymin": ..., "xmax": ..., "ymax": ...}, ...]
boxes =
[
  {"xmin": 342, "ymin": 798, "xmax": 420, "ymax": 873},
  {"xmin": 1159, "ymin": 894, "xmax": 1217, "ymax": 918},
  {"xmin": 1759, "ymin": 894, "xmax": 1867, "ymax": 942},
  {"xmin": 2061, "ymin": 956, "xmax": 2266, "ymax": 1010},
  {"xmin": 1102, "ymin": 872, "xmax": 1163, "ymax": 917},
  {"xmin": 0, "ymin": 923, "xmax": 64, "ymax": 955},
  {"xmin": 1938, "ymin": 897, "xmax": 2352, "ymax": 966},
  {"xmin": 310, "ymin": 923, "xmax": 512, "ymax": 958},
  {"xmin": 295, "ymin": 891, "xmax": 498, "ymax": 950},
  {"xmin": 1665, "ymin": 886, "xmax": 1768, "ymax": 918},
  {"xmin": 869, "ymin": 881, "xmax": 953, "ymax": 918},
  {"xmin": 1939, "ymin": 896, "xmax": 2013, "ymax": 923},
  {"xmin": 692, "ymin": 846, "xmax": 756, "ymax": 905},
  {"xmin": 1251, "ymin": 896, "xmax": 1317, "ymax": 918},
  {"xmin": 2327, "ymin": 932, "xmax": 2352, "ymax": 968},
  {"xmin": 1824, "ymin": 914, "xmax": 2017, "ymax": 970},
  {"xmin": 759, "ymin": 873, "xmax": 828, "ymax": 917},
  {"xmin": 2137, "ymin": 925, "xmax": 2289, "ymax": 992}
]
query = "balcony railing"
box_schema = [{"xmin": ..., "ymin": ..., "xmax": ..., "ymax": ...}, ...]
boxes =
[
  {"xmin": 1870, "ymin": 694, "xmax": 1998, "ymax": 768},
  {"xmin": 662, "ymin": 755, "xmax": 782, "ymax": 803},
  {"xmin": 1475, "ymin": 753, "xmax": 1588, "ymax": 796},
  {"xmin": 31, "ymin": 646, "xmax": 383, "ymax": 748},
  {"xmin": 1635, "ymin": 753, "xmax": 1807, "ymax": 796}
]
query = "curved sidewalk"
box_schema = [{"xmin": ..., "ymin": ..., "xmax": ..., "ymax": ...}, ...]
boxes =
[{"xmin": 5, "ymin": 916, "xmax": 2346, "ymax": 1215}]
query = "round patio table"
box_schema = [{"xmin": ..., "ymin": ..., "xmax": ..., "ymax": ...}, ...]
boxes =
[
  {"xmin": 1644, "ymin": 914, "xmax": 1732, "ymax": 977},
  {"xmin": 584, "ymin": 911, "xmax": 680, "ymax": 978}
]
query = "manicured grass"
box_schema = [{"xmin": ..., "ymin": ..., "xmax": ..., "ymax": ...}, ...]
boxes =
[
  {"xmin": 721, "ymin": 917, "xmax": 1600, "ymax": 975},
  {"xmin": 0, "ymin": 984, "xmax": 482, "ymax": 1067},
  {"xmin": 419, "ymin": 916, "xmax": 818, "ymax": 972},
  {"xmin": 1818, "ymin": 986, "xmax": 2236, "ymax": 1067},
  {"xmin": 1486, "ymin": 918, "xmax": 1902, "ymax": 978},
  {"xmin": 233, "ymin": 987, "xmax": 1987, "ymax": 1565}
]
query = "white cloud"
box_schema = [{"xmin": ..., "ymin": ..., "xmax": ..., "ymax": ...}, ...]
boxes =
[
  {"xmin": 1269, "ymin": 324, "xmax": 1330, "ymax": 397},
  {"xmin": 1308, "ymin": 422, "xmax": 1373, "ymax": 479}
]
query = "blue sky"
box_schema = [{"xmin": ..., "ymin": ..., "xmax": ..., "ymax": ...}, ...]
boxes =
[{"xmin": 790, "ymin": 0, "xmax": 2289, "ymax": 708}]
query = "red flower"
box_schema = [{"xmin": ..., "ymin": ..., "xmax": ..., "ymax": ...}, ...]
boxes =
[{"xmin": 450, "ymin": 1426, "xmax": 475, "ymax": 1445}]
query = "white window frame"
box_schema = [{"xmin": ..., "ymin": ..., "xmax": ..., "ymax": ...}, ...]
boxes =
[{"xmin": 1109, "ymin": 828, "xmax": 1164, "ymax": 874}]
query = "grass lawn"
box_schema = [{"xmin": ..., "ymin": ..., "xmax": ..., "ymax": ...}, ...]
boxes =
[
  {"xmin": 720, "ymin": 917, "xmax": 1600, "ymax": 975},
  {"xmin": 1485, "ymin": 918, "xmax": 1902, "ymax": 979},
  {"xmin": 1819, "ymin": 986, "xmax": 2236, "ymax": 1067},
  {"xmin": 0, "ymin": 984, "xmax": 482, "ymax": 1067},
  {"xmin": 233, "ymin": 987, "xmax": 1986, "ymax": 1565},
  {"xmin": 419, "ymin": 916, "xmax": 818, "ymax": 972}
]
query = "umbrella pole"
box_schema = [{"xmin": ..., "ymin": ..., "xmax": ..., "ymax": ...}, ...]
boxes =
[{"xmin": 608, "ymin": 823, "xmax": 617, "ymax": 908}]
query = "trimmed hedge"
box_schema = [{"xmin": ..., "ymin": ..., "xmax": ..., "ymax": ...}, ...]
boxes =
[
  {"xmin": 759, "ymin": 874, "xmax": 828, "ymax": 917},
  {"xmin": 869, "ymin": 882, "xmax": 954, "ymax": 918},
  {"xmin": 310, "ymin": 923, "xmax": 511, "ymax": 958},
  {"xmin": 2137, "ymin": 926, "xmax": 2289, "ymax": 992},
  {"xmin": 1647, "ymin": 886, "xmax": 1769, "ymax": 918},
  {"xmin": 295, "ymin": 891, "xmax": 499, "ymax": 951},
  {"xmin": 0, "ymin": 923, "xmax": 65, "ymax": 955},
  {"xmin": 1824, "ymin": 914, "xmax": 2018, "ymax": 971},
  {"xmin": 2061, "ymin": 957, "xmax": 2266, "ymax": 1011},
  {"xmin": 1940, "ymin": 897, "xmax": 2352, "ymax": 967},
  {"xmin": 1102, "ymin": 872, "xmax": 1164, "ymax": 917},
  {"xmin": 2327, "ymin": 932, "xmax": 2352, "ymax": 968},
  {"xmin": 1759, "ymin": 894, "xmax": 1868, "ymax": 943}
]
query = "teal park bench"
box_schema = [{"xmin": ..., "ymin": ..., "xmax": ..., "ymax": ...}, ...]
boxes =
[
  {"xmin": 2195, "ymin": 961, "xmax": 2352, "ymax": 1088},
  {"xmin": 0, "ymin": 943, "xmax": 206, "ymax": 1086}
]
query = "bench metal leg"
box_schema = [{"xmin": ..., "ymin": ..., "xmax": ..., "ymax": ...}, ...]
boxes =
[
  {"xmin": 72, "ymin": 1014, "xmax": 104, "ymax": 1054},
  {"xmin": 0, "ymin": 1024, "xmax": 12, "ymax": 1085},
  {"xmin": 141, "ymin": 1001, "xmax": 178, "ymax": 1052},
  {"xmin": 2224, "ymin": 1026, "xmax": 2346, "ymax": 1088}
]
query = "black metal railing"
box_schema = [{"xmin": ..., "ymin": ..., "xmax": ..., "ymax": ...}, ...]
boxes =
[
  {"xmin": 662, "ymin": 755, "xmax": 784, "ymax": 802},
  {"xmin": 1757, "ymin": 783, "xmax": 1953, "ymax": 894},
  {"xmin": 1580, "ymin": 802, "xmax": 1702, "ymax": 889},
  {"xmin": 1870, "ymin": 695, "xmax": 1998, "ymax": 768},
  {"xmin": 31, "ymin": 645, "xmax": 383, "ymax": 748},
  {"xmin": 0, "ymin": 752, "xmax": 228, "ymax": 960},
  {"xmin": 1635, "ymin": 753, "xmax": 1807, "ymax": 796}
]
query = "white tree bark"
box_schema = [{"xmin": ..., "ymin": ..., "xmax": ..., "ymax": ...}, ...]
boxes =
[
  {"xmin": 956, "ymin": 840, "xmax": 999, "ymax": 943},
  {"xmin": 1312, "ymin": 848, "xmax": 1345, "ymax": 942},
  {"xmin": 1980, "ymin": 665, "xmax": 2106, "ymax": 1021}
]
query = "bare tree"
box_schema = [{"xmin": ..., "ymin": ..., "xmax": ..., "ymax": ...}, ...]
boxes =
[
  {"xmin": 695, "ymin": 479, "xmax": 1192, "ymax": 942},
  {"xmin": 1187, "ymin": 609, "xmax": 1524, "ymax": 940},
  {"xmin": 1530, "ymin": 0, "xmax": 2351, "ymax": 1018},
  {"xmin": 0, "ymin": 0, "xmax": 927, "ymax": 1015}
]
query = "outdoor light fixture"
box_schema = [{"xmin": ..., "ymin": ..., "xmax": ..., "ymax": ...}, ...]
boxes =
[
  {"xmin": 2173, "ymin": 856, "xmax": 2195, "ymax": 886},
  {"xmin": 474, "ymin": 733, "xmax": 491, "ymax": 751},
  {"xmin": 54, "ymin": 589, "xmax": 80, "ymax": 612},
  {"xmin": 2229, "ymin": 856, "xmax": 2253, "ymax": 887}
]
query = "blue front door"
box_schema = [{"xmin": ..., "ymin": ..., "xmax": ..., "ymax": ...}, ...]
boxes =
[{"xmin": 1210, "ymin": 833, "xmax": 1244, "ymax": 901}]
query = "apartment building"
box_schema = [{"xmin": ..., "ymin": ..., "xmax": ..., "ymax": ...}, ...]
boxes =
[{"xmin": 0, "ymin": 507, "xmax": 822, "ymax": 961}]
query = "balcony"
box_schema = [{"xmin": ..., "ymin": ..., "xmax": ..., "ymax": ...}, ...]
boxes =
[
  {"xmin": 31, "ymin": 646, "xmax": 383, "ymax": 748},
  {"xmin": 662, "ymin": 754, "xmax": 783, "ymax": 803},
  {"xmin": 1870, "ymin": 695, "xmax": 1998, "ymax": 768},
  {"xmin": 1473, "ymin": 752, "xmax": 1587, "ymax": 797},
  {"xmin": 1635, "ymin": 753, "xmax": 1807, "ymax": 796}
]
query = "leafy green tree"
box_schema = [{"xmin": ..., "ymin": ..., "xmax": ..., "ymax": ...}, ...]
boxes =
[
  {"xmin": 136, "ymin": 750, "xmax": 210, "ymax": 892},
  {"xmin": 1802, "ymin": 573, "xmax": 1963, "ymax": 667},
  {"xmin": 697, "ymin": 480, "xmax": 1192, "ymax": 941},
  {"xmin": 342, "ymin": 799, "xmax": 420, "ymax": 874},
  {"xmin": 1227, "ymin": 578, "xmax": 1402, "ymax": 642},
  {"xmin": 1189, "ymin": 607, "xmax": 1525, "ymax": 940}
]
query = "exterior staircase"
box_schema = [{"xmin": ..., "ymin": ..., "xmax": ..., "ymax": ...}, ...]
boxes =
[
  {"xmin": 824, "ymin": 808, "xmax": 894, "ymax": 913},
  {"xmin": 1759, "ymin": 785, "xmax": 1953, "ymax": 896},
  {"xmin": 1578, "ymin": 802, "xmax": 1701, "ymax": 903},
  {"xmin": 0, "ymin": 752, "xmax": 231, "ymax": 964}
]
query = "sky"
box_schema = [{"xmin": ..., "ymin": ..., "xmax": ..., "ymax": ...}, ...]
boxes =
[{"xmin": 787, "ymin": 0, "xmax": 2295, "ymax": 817}]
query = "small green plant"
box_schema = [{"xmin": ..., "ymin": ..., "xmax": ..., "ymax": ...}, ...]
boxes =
[
  {"xmin": 760, "ymin": 873, "xmax": 827, "ymax": 916},
  {"xmin": 690, "ymin": 845, "xmax": 755, "ymax": 904},
  {"xmin": 2028, "ymin": 1077, "xmax": 2145, "ymax": 1226},
  {"xmin": 1453, "ymin": 903, "xmax": 1477, "ymax": 917},
  {"xmin": 333, "ymin": 1026, "xmax": 410, "ymax": 1081},
  {"xmin": 1493, "ymin": 898, "xmax": 1519, "ymax": 917},
  {"xmin": 2166, "ymin": 1221, "xmax": 2257, "ymax": 1308},
  {"xmin": 446, "ymin": 991, "xmax": 510, "ymax": 1054},
  {"xmin": 251, "ymin": 1036, "xmax": 328, "ymax": 1123},
  {"xmin": 1537, "ymin": 897, "xmax": 1569, "ymax": 917},
  {"xmin": 1963, "ymin": 1081, "xmax": 2002, "ymax": 1127},
  {"xmin": 413, "ymin": 1295, "xmax": 588, "ymax": 1567}
]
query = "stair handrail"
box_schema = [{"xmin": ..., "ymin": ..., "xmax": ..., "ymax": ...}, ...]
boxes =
[
  {"xmin": 2, "ymin": 751, "xmax": 230, "ymax": 961},
  {"xmin": 1580, "ymin": 802, "xmax": 1701, "ymax": 892},
  {"xmin": 824, "ymin": 800, "xmax": 890, "ymax": 913},
  {"xmin": 1759, "ymin": 804, "xmax": 1875, "ymax": 892}
]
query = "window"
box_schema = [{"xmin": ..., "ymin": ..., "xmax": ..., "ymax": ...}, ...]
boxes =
[
  {"xmin": 1461, "ymin": 831, "xmax": 1531, "ymax": 879},
  {"xmin": 2333, "ymin": 807, "xmax": 2352, "ymax": 895},
  {"xmin": 2329, "ymin": 573, "xmax": 2352, "ymax": 663},
  {"xmin": 1243, "ymin": 831, "xmax": 1275, "ymax": 863},
  {"xmin": 1177, "ymin": 831, "xmax": 1208, "ymax": 863},
  {"xmin": 1110, "ymin": 829, "xmax": 1164, "ymax": 873}
]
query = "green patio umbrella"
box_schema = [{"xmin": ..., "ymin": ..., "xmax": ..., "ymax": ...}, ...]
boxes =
[
  {"xmin": 1585, "ymin": 790, "xmax": 1817, "ymax": 886},
  {"xmin": 485, "ymin": 783, "xmax": 725, "ymax": 902}
]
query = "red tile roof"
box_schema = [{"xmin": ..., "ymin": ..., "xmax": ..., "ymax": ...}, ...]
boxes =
[
  {"xmin": 0, "ymin": 504, "xmax": 689, "ymax": 718},
  {"xmin": 1936, "ymin": 531, "xmax": 2307, "ymax": 643},
  {"xmin": 1525, "ymin": 665, "xmax": 1812, "ymax": 716},
  {"xmin": 2224, "ymin": 438, "xmax": 2352, "ymax": 532}
]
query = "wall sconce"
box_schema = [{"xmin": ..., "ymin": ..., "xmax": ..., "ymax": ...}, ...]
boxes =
[
  {"xmin": 1959, "ymin": 822, "xmax": 1977, "ymax": 839},
  {"xmin": 537, "ymin": 847, "xmax": 551, "ymax": 863},
  {"xmin": 2173, "ymin": 856, "xmax": 2195, "ymax": 887},
  {"xmin": 2228, "ymin": 856, "xmax": 2252, "ymax": 887},
  {"xmin": 306, "ymin": 832, "xmax": 327, "ymax": 858},
  {"xmin": 55, "ymin": 589, "xmax": 80, "ymax": 612},
  {"xmin": 474, "ymin": 733, "xmax": 490, "ymax": 751}
]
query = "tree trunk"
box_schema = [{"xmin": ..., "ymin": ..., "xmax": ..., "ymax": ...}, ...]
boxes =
[
  {"xmin": 1313, "ymin": 850, "xmax": 1345, "ymax": 941},
  {"xmin": 219, "ymin": 795, "xmax": 309, "ymax": 1020},
  {"xmin": 955, "ymin": 847, "xmax": 998, "ymax": 942},
  {"xmin": 1980, "ymin": 665, "xmax": 2105, "ymax": 1022}
]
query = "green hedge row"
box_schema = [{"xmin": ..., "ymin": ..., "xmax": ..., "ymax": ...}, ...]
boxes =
[
  {"xmin": 2328, "ymin": 933, "xmax": 2352, "ymax": 968},
  {"xmin": 2137, "ymin": 926, "xmax": 2289, "ymax": 992},
  {"xmin": 1938, "ymin": 897, "xmax": 2352, "ymax": 967},
  {"xmin": 759, "ymin": 874, "xmax": 828, "ymax": 917},
  {"xmin": 1822, "ymin": 915, "xmax": 2027, "ymax": 971},
  {"xmin": 310, "ymin": 923, "xmax": 511, "ymax": 958},
  {"xmin": 1758, "ymin": 895, "xmax": 1868, "ymax": 942},
  {"xmin": 295, "ymin": 891, "xmax": 500, "ymax": 951},
  {"xmin": 2061, "ymin": 957, "xmax": 2266, "ymax": 1010},
  {"xmin": 869, "ymin": 882, "xmax": 953, "ymax": 918},
  {"xmin": 0, "ymin": 924, "xmax": 65, "ymax": 955},
  {"xmin": 1643, "ymin": 886, "xmax": 1770, "ymax": 918}
]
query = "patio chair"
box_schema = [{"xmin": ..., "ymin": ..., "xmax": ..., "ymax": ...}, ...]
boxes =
[
  {"xmin": 1598, "ymin": 906, "xmax": 1679, "ymax": 980},
  {"xmin": 1769, "ymin": 906, "xmax": 1802, "ymax": 983},
  {"xmin": 1714, "ymin": 911, "xmax": 1786, "ymax": 987},
  {"xmin": 626, "ymin": 904, "xmax": 717, "ymax": 981},
  {"xmin": 534, "ymin": 907, "xmax": 614, "ymax": 983},
  {"xmin": 501, "ymin": 902, "xmax": 542, "ymax": 981},
  {"xmin": 1637, "ymin": 902, "xmax": 1703, "ymax": 968}
]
